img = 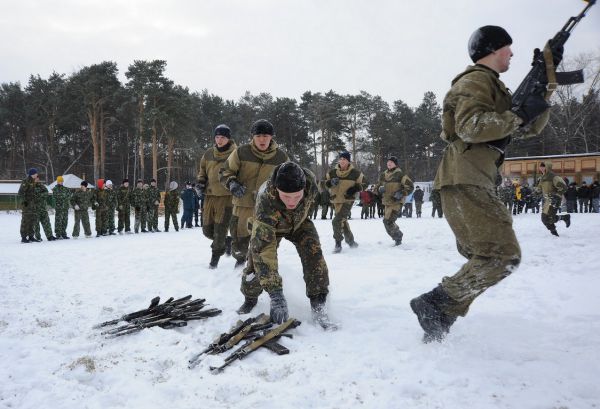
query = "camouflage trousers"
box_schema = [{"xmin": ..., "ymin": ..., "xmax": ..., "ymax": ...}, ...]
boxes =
[
  {"xmin": 147, "ymin": 205, "xmax": 159, "ymax": 231},
  {"xmin": 321, "ymin": 204, "xmax": 333, "ymax": 219},
  {"xmin": 203, "ymin": 196, "xmax": 233, "ymax": 256},
  {"xmin": 54, "ymin": 208, "xmax": 69, "ymax": 237},
  {"xmin": 34, "ymin": 209, "xmax": 53, "ymax": 240},
  {"xmin": 230, "ymin": 206, "xmax": 254, "ymax": 263},
  {"xmin": 332, "ymin": 202, "xmax": 354, "ymax": 243},
  {"xmin": 541, "ymin": 195, "xmax": 565, "ymax": 233},
  {"xmin": 415, "ymin": 201, "xmax": 423, "ymax": 217},
  {"xmin": 134, "ymin": 208, "xmax": 147, "ymax": 233},
  {"xmin": 383, "ymin": 204, "xmax": 403, "ymax": 241},
  {"xmin": 106, "ymin": 206, "xmax": 116, "ymax": 233},
  {"xmin": 95, "ymin": 209, "xmax": 108, "ymax": 234},
  {"xmin": 439, "ymin": 185, "xmax": 521, "ymax": 317},
  {"xmin": 73, "ymin": 209, "xmax": 92, "ymax": 237},
  {"xmin": 241, "ymin": 218, "xmax": 329, "ymax": 298},
  {"xmin": 117, "ymin": 207, "xmax": 131, "ymax": 232},
  {"xmin": 164, "ymin": 208, "xmax": 179, "ymax": 231},
  {"xmin": 20, "ymin": 210, "xmax": 38, "ymax": 239}
]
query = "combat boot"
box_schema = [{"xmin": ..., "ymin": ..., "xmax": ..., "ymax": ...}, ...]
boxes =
[
  {"xmin": 410, "ymin": 285, "xmax": 458, "ymax": 343},
  {"xmin": 225, "ymin": 236, "xmax": 233, "ymax": 257},
  {"xmin": 21, "ymin": 237, "xmax": 30, "ymax": 243},
  {"xmin": 236, "ymin": 297, "xmax": 258, "ymax": 314},
  {"xmin": 62, "ymin": 235, "xmax": 70, "ymax": 240},
  {"xmin": 48, "ymin": 236, "xmax": 57, "ymax": 241},
  {"xmin": 333, "ymin": 241, "xmax": 342, "ymax": 253},
  {"xmin": 348, "ymin": 241, "xmax": 359, "ymax": 248},
  {"xmin": 562, "ymin": 214, "xmax": 571, "ymax": 228},
  {"xmin": 394, "ymin": 232, "xmax": 403, "ymax": 246},
  {"xmin": 209, "ymin": 254, "xmax": 220, "ymax": 269},
  {"xmin": 29, "ymin": 236, "xmax": 41, "ymax": 242},
  {"xmin": 234, "ymin": 258, "xmax": 246, "ymax": 269},
  {"xmin": 550, "ymin": 228, "xmax": 559, "ymax": 236},
  {"xmin": 310, "ymin": 294, "xmax": 338, "ymax": 331}
]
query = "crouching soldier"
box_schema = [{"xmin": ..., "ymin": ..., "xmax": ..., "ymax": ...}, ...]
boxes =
[
  {"xmin": 236, "ymin": 162, "xmax": 334, "ymax": 330},
  {"xmin": 537, "ymin": 162, "xmax": 570, "ymax": 236}
]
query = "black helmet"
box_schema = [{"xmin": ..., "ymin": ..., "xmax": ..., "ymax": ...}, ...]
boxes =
[{"xmin": 468, "ymin": 25, "xmax": 512, "ymax": 63}]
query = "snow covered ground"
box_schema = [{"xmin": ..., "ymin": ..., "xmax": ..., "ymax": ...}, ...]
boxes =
[{"xmin": 1, "ymin": 204, "xmax": 599, "ymax": 409}]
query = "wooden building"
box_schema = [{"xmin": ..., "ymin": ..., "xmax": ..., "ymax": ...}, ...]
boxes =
[{"xmin": 501, "ymin": 153, "xmax": 600, "ymax": 185}]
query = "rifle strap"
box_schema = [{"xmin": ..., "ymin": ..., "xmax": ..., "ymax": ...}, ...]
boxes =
[{"xmin": 543, "ymin": 42, "xmax": 558, "ymax": 100}]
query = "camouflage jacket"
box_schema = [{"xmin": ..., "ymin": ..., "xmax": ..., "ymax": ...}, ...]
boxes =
[
  {"xmin": 249, "ymin": 165, "xmax": 319, "ymax": 293},
  {"xmin": 105, "ymin": 188, "xmax": 118, "ymax": 209},
  {"xmin": 146, "ymin": 186, "xmax": 161, "ymax": 207},
  {"xmin": 376, "ymin": 167, "xmax": 414, "ymax": 206},
  {"xmin": 91, "ymin": 188, "xmax": 108, "ymax": 211},
  {"xmin": 52, "ymin": 184, "xmax": 72, "ymax": 210},
  {"xmin": 34, "ymin": 183, "xmax": 49, "ymax": 212},
  {"xmin": 164, "ymin": 190, "xmax": 180, "ymax": 213},
  {"xmin": 18, "ymin": 176, "xmax": 37, "ymax": 212},
  {"xmin": 198, "ymin": 141, "xmax": 237, "ymax": 197},
  {"xmin": 117, "ymin": 186, "xmax": 130, "ymax": 209},
  {"xmin": 539, "ymin": 163, "xmax": 567, "ymax": 200},
  {"xmin": 434, "ymin": 64, "xmax": 547, "ymax": 190},
  {"xmin": 130, "ymin": 187, "xmax": 146, "ymax": 210},
  {"xmin": 71, "ymin": 189, "xmax": 93, "ymax": 210},
  {"xmin": 220, "ymin": 140, "xmax": 288, "ymax": 208},
  {"xmin": 430, "ymin": 189, "xmax": 441, "ymax": 205},
  {"xmin": 325, "ymin": 163, "xmax": 366, "ymax": 204}
]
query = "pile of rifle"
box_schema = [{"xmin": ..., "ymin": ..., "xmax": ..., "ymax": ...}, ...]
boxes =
[
  {"xmin": 188, "ymin": 313, "xmax": 301, "ymax": 373},
  {"xmin": 94, "ymin": 295, "xmax": 222, "ymax": 338}
]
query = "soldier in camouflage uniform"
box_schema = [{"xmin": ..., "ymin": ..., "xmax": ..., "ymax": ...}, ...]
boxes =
[
  {"xmin": 117, "ymin": 179, "xmax": 131, "ymax": 233},
  {"xmin": 220, "ymin": 119, "xmax": 289, "ymax": 268},
  {"xmin": 130, "ymin": 180, "xmax": 146, "ymax": 233},
  {"xmin": 146, "ymin": 178, "xmax": 161, "ymax": 232},
  {"xmin": 537, "ymin": 162, "xmax": 570, "ymax": 236},
  {"xmin": 410, "ymin": 26, "xmax": 552, "ymax": 342},
  {"xmin": 498, "ymin": 178, "xmax": 515, "ymax": 213},
  {"xmin": 430, "ymin": 188, "xmax": 443, "ymax": 218},
  {"xmin": 91, "ymin": 179, "xmax": 109, "ymax": 237},
  {"xmin": 325, "ymin": 151, "xmax": 366, "ymax": 253},
  {"xmin": 34, "ymin": 180, "xmax": 56, "ymax": 241},
  {"xmin": 104, "ymin": 180, "xmax": 118, "ymax": 235},
  {"xmin": 320, "ymin": 181, "xmax": 333, "ymax": 219},
  {"xmin": 198, "ymin": 124, "xmax": 237, "ymax": 268},
  {"xmin": 18, "ymin": 168, "xmax": 40, "ymax": 243},
  {"xmin": 236, "ymin": 162, "xmax": 333, "ymax": 328},
  {"xmin": 164, "ymin": 181, "xmax": 180, "ymax": 232},
  {"xmin": 375, "ymin": 156, "xmax": 414, "ymax": 245},
  {"xmin": 52, "ymin": 175, "xmax": 72, "ymax": 239},
  {"xmin": 71, "ymin": 181, "xmax": 93, "ymax": 238}
]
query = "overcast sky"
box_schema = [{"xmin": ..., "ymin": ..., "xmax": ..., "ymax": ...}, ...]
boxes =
[{"xmin": 1, "ymin": 0, "xmax": 598, "ymax": 107}]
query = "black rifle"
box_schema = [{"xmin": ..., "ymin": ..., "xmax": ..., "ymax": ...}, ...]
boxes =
[{"xmin": 512, "ymin": 0, "xmax": 596, "ymax": 108}]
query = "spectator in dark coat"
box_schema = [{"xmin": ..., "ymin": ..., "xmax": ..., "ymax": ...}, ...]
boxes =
[
  {"xmin": 577, "ymin": 181, "xmax": 590, "ymax": 213},
  {"xmin": 180, "ymin": 181, "xmax": 196, "ymax": 228},
  {"xmin": 564, "ymin": 182, "xmax": 578, "ymax": 213}
]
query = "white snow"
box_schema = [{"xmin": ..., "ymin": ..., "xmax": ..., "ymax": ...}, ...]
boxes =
[{"xmin": 1, "ymin": 205, "xmax": 599, "ymax": 409}]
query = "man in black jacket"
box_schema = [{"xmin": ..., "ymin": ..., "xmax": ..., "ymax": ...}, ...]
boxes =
[
  {"xmin": 577, "ymin": 181, "xmax": 590, "ymax": 213},
  {"xmin": 565, "ymin": 182, "xmax": 578, "ymax": 213}
]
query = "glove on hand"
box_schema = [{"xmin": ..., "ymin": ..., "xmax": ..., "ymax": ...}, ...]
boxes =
[
  {"xmin": 393, "ymin": 190, "xmax": 403, "ymax": 201},
  {"xmin": 229, "ymin": 181, "xmax": 246, "ymax": 198},
  {"xmin": 269, "ymin": 290, "xmax": 289, "ymax": 324},
  {"xmin": 378, "ymin": 186, "xmax": 385, "ymax": 195},
  {"xmin": 512, "ymin": 93, "xmax": 549, "ymax": 126},
  {"xmin": 329, "ymin": 177, "xmax": 340, "ymax": 186},
  {"xmin": 345, "ymin": 185, "xmax": 360, "ymax": 198},
  {"xmin": 74, "ymin": 204, "xmax": 80, "ymax": 210}
]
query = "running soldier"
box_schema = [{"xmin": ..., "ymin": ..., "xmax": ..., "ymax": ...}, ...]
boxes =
[
  {"xmin": 71, "ymin": 181, "xmax": 93, "ymax": 238},
  {"xmin": 117, "ymin": 179, "xmax": 131, "ymax": 234},
  {"xmin": 537, "ymin": 162, "xmax": 570, "ymax": 236},
  {"xmin": 18, "ymin": 168, "xmax": 39, "ymax": 243},
  {"xmin": 52, "ymin": 175, "xmax": 71, "ymax": 239}
]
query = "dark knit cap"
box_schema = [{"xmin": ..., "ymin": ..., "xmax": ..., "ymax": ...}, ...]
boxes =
[
  {"xmin": 136, "ymin": 179, "xmax": 143, "ymax": 184},
  {"xmin": 387, "ymin": 156, "xmax": 399, "ymax": 166},
  {"xmin": 28, "ymin": 168, "xmax": 38, "ymax": 176},
  {"xmin": 251, "ymin": 119, "xmax": 274, "ymax": 136},
  {"xmin": 339, "ymin": 151, "xmax": 351, "ymax": 162},
  {"xmin": 122, "ymin": 178, "xmax": 129, "ymax": 184},
  {"xmin": 274, "ymin": 162, "xmax": 306, "ymax": 193},
  {"xmin": 81, "ymin": 181, "xmax": 88, "ymax": 187},
  {"xmin": 150, "ymin": 178, "xmax": 156, "ymax": 183},
  {"xmin": 214, "ymin": 124, "xmax": 231, "ymax": 138},
  {"xmin": 468, "ymin": 25, "xmax": 512, "ymax": 63}
]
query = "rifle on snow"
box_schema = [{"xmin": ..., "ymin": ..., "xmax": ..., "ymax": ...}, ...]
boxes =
[{"xmin": 512, "ymin": 0, "xmax": 596, "ymax": 108}]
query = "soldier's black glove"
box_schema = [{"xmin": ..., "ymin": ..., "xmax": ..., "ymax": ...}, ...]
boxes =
[
  {"xmin": 329, "ymin": 177, "xmax": 340, "ymax": 186},
  {"xmin": 229, "ymin": 180, "xmax": 246, "ymax": 198},
  {"xmin": 344, "ymin": 185, "xmax": 360, "ymax": 199},
  {"xmin": 378, "ymin": 186, "xmax": 385, "ymax": 195},
  {"xmin": 393, "ymin": 190, "xmax": 403, "ymax": 201},
  {"xmin": 512, "ymin": 93, "xmax": 549, "ymax": 126},
  {"xmin": 269, "ymin": 290, "xmax": 289, "ymax": 324}
]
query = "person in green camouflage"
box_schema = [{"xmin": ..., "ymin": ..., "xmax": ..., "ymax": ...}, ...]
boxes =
[
  {"xmin": 71, "ymin": 180, "xmax": 93, "ymax": 238},
  {"xmin": 410, "ymin": 26, "xmax": 553, "ymax": 343},
  {"xmin": 430, "ymin": 188, "xmax": 443, "ymax": 218},
  {"xmin": 52, "ymin": 175, "xmax": 72, "ymax": 239},
  {"xmin": 91, "ymin": 179, "xmax": 109, "ymax": 237},
  {"xmin": 18, "ymin": 168, "xmax": 40, "ymax": 243},
  {"xmin": 198, "ymin": 124, "xmax": 237, "ymax": 268},
  {"xmin": 146, "ymin": 178, "xmax": 161, "ymax": 232},
  {"xmin": 236, "ymin": 162, "xmax": 333, "ymax": 329},
  {"xmin": 104, "ymin": 180, "xmax": 118, "ymax": 235},
  {"xmin": 325, "ymin": 151, "xmax": 366, "ymax": 253},
  {"xmin": 220, "ymin": 119, "xmax": 289, "ymax": 268},
  {"xmin": 375, "ymin": 156, "xmax": 414, "ymax": 245},
  {"xmin": 33, "ymin": 180, "xmax": 56, "ymax": 241},
  {"xmin": 130, "ymin": 180, "xmax": 146, "ymax": 233},
  {"xmin": 117, "ymin": 179, "xmax": 131, "ymax": 233},
  {"xmin": 536, "ymin": 162, "xmax": 570, "ymax": 236},
  {"xmin": 499, "ymin": 178, "xmax": 515, "ymax": 213},
  {"xmin": 163, "ymin": 181, "xmax": 180, "ymax": 232}
]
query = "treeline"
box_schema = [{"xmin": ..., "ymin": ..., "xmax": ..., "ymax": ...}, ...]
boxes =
[{"xmin": 1, "ymin": 56, "xmax": 599, "ymax": 187}]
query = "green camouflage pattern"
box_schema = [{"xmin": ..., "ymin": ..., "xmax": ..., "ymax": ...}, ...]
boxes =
[
  {"xmin": 18, "ymin": 176, "xmax": 38, "ymax": 239},
  {"xmin": 146, "ymin": 185, "xmax": 161, "ymax": 231},
  {"xmin": 131, "ymin": 186, "xmax": 147, "ymax": 232},
  {"xmin": 241, "ymin": 165, "xmax": 329, "ymax": 298},
  {"xmin": 92, "ymin": 188, "xmax": 109, "ymax": 234},
  {"xmin": 117, "ymin": 185, "xmax": 131, "ymax": 232},
  {"xmin": 203, "ymin": 195, "xmax": 233, "ymax": 256},
  {"xmin": 52, "ymin": 184, "xmax": 71, "ymax": 237},
  {"xmin": 332, "ymin": 202, "xmax": 354, "ymax": 243},
  {"xmin": 383, "ymin": 207, "xmax": 403, "ymax": 241},
  {"xmin": 33, "ymin": 182, "xmax": 53, "ymax": 240},
  {"xmin": 105, "ymin": 187, "xmax": 118, "ymax": 233},
  {"xmin": 163, "ymin": 189, "xmax": 179, "ymax": 231},
  {"xmin": 71, "ymin": 188, "xmax": 93, "ymax": 237}
]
